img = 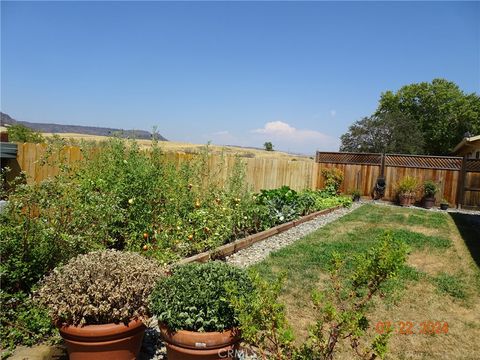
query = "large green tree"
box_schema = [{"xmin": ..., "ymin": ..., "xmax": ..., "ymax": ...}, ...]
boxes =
[
  {"xmin": 340, "ymin": 79, "xmax": 480, "ymax": 155},
  {"xmin": 340, "ymin": 111, "xmax": 424, "ymax": 154},
  {"xmin": 375, "ymin": 79, "xmax": 480, "ymax": 155}
]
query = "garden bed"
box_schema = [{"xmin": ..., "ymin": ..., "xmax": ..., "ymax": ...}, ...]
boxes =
[
  {"xmin": 178, "ymin": 205, "xmax": 342, "ymax": 265},
  {"xmin": 0, "ymin": 138, "xmax": 352, "ymax": 355}
]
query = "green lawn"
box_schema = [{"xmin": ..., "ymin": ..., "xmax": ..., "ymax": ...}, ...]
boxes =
[{"xmin": 251, "ymin": 204, "xmax": 480, "ymax": 360}]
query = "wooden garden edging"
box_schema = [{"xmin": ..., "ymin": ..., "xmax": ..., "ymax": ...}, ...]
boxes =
[{"xmin": 178, "ymin": 205, "xmax": 342, "ymax": 265}]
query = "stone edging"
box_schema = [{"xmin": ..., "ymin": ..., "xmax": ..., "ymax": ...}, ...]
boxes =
[{"xmin": 178, "ymin": 205, "xmax": 342, "ymax": 265}]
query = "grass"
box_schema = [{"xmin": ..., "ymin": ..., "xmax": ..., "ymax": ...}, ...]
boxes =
[
  {"xmin": 433, "ymin": 273, "xmax": 467, "ymax": 299},
  {"xmin": 251, "ymin": 204, "xmax": 480, "ymax": 359}
]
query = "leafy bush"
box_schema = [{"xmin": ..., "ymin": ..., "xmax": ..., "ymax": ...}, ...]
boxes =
[
  {"xmin": 150, "ymin": 262, "xmax": 253, "ymax": 332},
  {"xmin": 321, "ymin": 168, "xmax": 344, "ymax": 195},
  {"xmin": 396, "ymin": 176, "xmax": 419, "ymax": 197},
  {"xmin": 349, "ymin": 188, "xmax": 361, "ymax": 200},
  {"xmin": 0, "ymin": 178, "xmax": 120, "ymax": 295},
  {"xmin": 229, "ymin": 232, "xmax": 409, "ymax": 360},
  {"xmin": 0, "ymin": 291, "xmax": 57, "ymax": 350},
  {"xmin": 36, "ymin": 250, "xmax": 165, "ymax": 326},
  {"xmin": 226, "ymin": 272, "xmax": 295, "ymax": 358},
  {"xmin": 423, "ymin": 180, "xmax": 438, "ymax": 198},
  {"xmin": 256, "ymin": 186, "xmax": 301, "ymax": 225},
  {"xmin": 7, "ymin": 124, "xmax": 45, "ymax": 143},
  {"xmin": 255, "ymin": 186, "xmax": 351, "ymax": 227}
]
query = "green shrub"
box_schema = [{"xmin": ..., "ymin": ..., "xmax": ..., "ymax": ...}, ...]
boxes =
[
  {"xmin": 0, "ymin": 291, "xmax": 57, "ymax": 350},
  {"xmin": 226, "ymin": 272, "xmax": 295, "ymax": 359},
  {"xmin": 396, "ymin": 176, "xmax": 419, "ymax": 197},
  {"xmin": 229, "ymin": 232, "xmax": 409, "ymax": 359},
  {"xmin": 423, "ymin": 180, "xmax": 439, "ymax": 198},
  {"xmin": 7, "ymin": 124, "xmax": 45, "ymax": 143},
  {"xmin": 297, "ymin": 190, "xmax": 318, "ymax": 215},
  {"xmin": 256, "ymin": 186, "xmax": 301, "ymax": 225},
  {"xmin": 36, "ymin": 250, "xmax": 165, "ymax": 326},
  {"xmin": 321, "ymin": 168, "xmax": 344, "ymax": 195},
  {"xmin": 150, "ymin": 262, "xmax": 253, "ymax": 332}
]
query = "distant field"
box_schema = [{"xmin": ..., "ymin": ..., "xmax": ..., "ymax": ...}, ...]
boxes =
[{"xmin": 43, "ymin": 132, "xmax": 313, "ymax": 160}]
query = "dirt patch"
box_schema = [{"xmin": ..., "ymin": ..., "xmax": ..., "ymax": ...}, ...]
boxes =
[
  {"xmin": 368, "ymin": 280, "xmax": 480, "ymax": 360},
  {"xmin": 408, "ymin": 251, "xmax": 450, "ymax": 275}
]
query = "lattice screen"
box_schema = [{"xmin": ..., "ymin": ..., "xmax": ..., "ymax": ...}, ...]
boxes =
[
  {"xmin": 384, "ymin": 154, "xmax": 462, "ymax": 170},
  {"xmin": 315, "ymin": 152, "xmax": 382, "ymax": 165},
  {"xmin": 465, "ymin": 159, "xmax": 480, "ymax": 173}
]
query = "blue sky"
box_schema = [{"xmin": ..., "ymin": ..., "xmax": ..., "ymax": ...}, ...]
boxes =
[{"xmin": 1, "ymin": 1, "xmax": 479, "ymax": 154}]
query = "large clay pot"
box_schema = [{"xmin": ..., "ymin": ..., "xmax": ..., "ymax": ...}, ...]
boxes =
[
  {"xmin": 160, "ymin": 325, "xmax": 240, "ymax": 360},
  {"xmin": 399, "ymin": 194, "xmax": 413, "ymax": 207},
  {"xmin": 59, "ymin": 319, "xmax": 146, "ymax": 360},
  {"xmin": 424, "ymin": 197, "xmax": 435, "ymax": 209}
]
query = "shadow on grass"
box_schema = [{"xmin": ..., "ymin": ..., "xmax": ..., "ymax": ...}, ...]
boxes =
[{"xmin": 450, "ymin": 212, "xmax": 480, "ymax": 269}]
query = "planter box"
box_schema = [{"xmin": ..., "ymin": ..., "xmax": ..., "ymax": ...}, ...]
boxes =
[{"xmin": 179, "ymin": 205, "xmax": 342, "ymax": 265}]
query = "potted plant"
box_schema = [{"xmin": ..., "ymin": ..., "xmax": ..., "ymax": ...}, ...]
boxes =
[
  {"xmin": 150, "ymin": 261, "xmax": 253, "ymax": 360},
  {"xmin": 349, "ymin": 189, "xmax": 361, "ymax": 202},
  {"xmin": 423, "ymin": 180, "xmax": 439, "ymax": 209},
  {"xmin": 36, "ymin": 250, "xmax": 164, "ymax": 360},
  {"xmin": 396, "ymin": 176, "xmax": 419, "ymax": 207},
  {"xmin": 440, "ymin": 199, "xmax": 449, "ymax": 210}
]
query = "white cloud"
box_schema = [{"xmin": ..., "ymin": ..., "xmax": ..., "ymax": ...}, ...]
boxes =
[
  {"xmin": 203, "ymin": 121, "xmax": 339, "ymax": 155},
  {"xmin": 253, "ymin": 121, "xmax": 296, "ymax": 135},
  {"xmin": 251, "ymin": 121, "xmax": 338, "ymax": 154}
]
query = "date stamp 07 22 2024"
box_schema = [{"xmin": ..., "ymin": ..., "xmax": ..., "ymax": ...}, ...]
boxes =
[{"xmin": 375, "ymin": 321, "xmax": 449, "ymax": 335}]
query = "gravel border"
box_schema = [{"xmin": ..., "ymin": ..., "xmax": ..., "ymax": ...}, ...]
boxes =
[
  {"xmin": 226, "ymin": 202, "xmax": 364, "ymax": 268},
  {"xmin": 369, "ymin": 200, "xmax": 480, "ymax": 215}
]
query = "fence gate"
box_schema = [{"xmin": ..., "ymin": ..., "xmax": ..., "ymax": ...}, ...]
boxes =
[{"xmin": 459, "ymin": 159, "xmax": 480, "ymax": 209}]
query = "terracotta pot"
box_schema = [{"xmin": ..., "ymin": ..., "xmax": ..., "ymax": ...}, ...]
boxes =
[
  {"xmin": 424, "ymin": 197, "xmax": 435, "ymax": 209},
  {"xmin": 399, "ymin": 194, "xmax": 413, "ymax": 207},
  {"xmin": 59, "ymin": 319, "xmax": 146, "ymax": 360},
  {"xmin": 160, "ymin": 325, "xmax": 240, "ymax": 360}
]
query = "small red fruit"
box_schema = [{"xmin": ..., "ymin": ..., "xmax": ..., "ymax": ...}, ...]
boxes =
[
  {"xmin": 143, "ymin": 232, "xmax": 149, "ymax": 240},
  {"xmin": 142, "ymin": 245, "xmax": 149, "ymax": 251}
]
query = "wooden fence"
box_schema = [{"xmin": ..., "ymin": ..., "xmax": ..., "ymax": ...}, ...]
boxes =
[
  {"xmin": 6, "ymin": 143, "xmax": 480, "ymax": 208},
  {"xmin": 316, "ymin": 152, "xmax": 480, "ymax": 209},
  {"xmin": 12, "ymin": 143, "xmax": 318, "ymax": 192}
]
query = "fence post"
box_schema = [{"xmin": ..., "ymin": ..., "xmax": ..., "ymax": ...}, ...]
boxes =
[
  {"xmin": 456, "ymin": 156, "xmax": 467, "ymax": 209},
  {"xmin": 380, "ymin": 153, "xmax": 385, "ymax": 178}
]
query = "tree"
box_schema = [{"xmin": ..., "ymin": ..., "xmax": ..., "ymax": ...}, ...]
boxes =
[
  {"xmin": 375, "ymin": 79, "xmax": 480, "ymax": 155},
  {"xmin": 340, "ymin": 111, "xmax": 424, "ymax": 154},
  {"xmin": 340, "ymin": 79, "xmax": 480, "ymax": 155},
  {"xmin": 7, "ymin": 124, "xmax": 44, "ymax": 143},
  {"xmin": 264, "ymin": 142, "xmax": 274, "ymax": 151}
]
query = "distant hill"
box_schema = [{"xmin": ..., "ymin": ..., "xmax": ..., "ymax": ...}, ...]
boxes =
[{"xmin": 0, "ymin": 112, "xmax": 167, "ymax": 141}]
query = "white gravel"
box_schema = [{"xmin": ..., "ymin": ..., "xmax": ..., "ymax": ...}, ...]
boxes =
[
  {"xmin": 225, "ymin": 202, "xmax": 364, "ymax": 268},
  {"xmin": 371, "ymin": 200, "xmax": 480, "ymax": 215}
]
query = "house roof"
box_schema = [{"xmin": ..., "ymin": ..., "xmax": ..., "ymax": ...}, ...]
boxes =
[{"xmin": 452, "ymin": 135, "xmax": 480, "ymax": 154}]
